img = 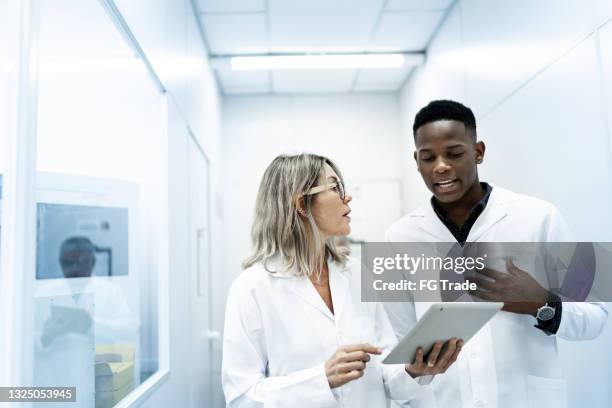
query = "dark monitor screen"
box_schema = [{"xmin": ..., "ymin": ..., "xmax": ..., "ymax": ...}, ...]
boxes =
[{"xmin": 36, "ymin": 203, "xmax": 129, "ymax": 279}]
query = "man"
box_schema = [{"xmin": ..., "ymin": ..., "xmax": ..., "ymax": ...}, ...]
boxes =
[
  {"xmin": 39, "ymin": 236, "xmax": 136, "ymax": 346},
  {"xmin": 384, "ymin": 100, "xmax": 607, "ymax": 408},
  {"xmin": 35, "ymin": 236, "xmax": 137, "ymax": 404}
]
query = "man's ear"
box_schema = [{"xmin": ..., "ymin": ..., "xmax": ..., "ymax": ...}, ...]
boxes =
[
  {"xmin": 413, "ymin": 150, "xmax": 422, "ymax": 172},
  {"xmin": 294, "ymin": 194, "xmax": 306, "ymax": 217},
  {"xmin": 475, "ymin": 141, "xmax": 486, "ymax": 163}
]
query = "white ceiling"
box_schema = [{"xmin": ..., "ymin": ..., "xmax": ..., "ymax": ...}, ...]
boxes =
[{"xmin": 195, "ymin": 0, "xmax": 454, "ymax": 94}]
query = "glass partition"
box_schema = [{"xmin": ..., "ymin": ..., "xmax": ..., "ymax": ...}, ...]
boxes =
[
  {"xmin": 32, "ymin": 0, "xmax": 165, "ymax": 406},
  {"xmin": 0, "ymin": 0, "xmax": 9, "ymax": 254},
  {"xmin": 0, "ymin": 1, "xmax": 10, "ymax": 344}
]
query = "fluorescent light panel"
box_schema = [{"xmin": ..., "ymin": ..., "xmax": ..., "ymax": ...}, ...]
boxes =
[{"xmin": 230, "ymin": 53, "xmax": 415, "ymax": 71}]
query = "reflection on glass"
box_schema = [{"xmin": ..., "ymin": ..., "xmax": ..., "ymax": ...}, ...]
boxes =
[
  {"xmin": 36, "ymin": 203, "xmax": 129, "ymax": 280},
  {"xmin": 0, "ymin": 174, "xmax": 3, "ymax": 245},
  {"xmin": 33, "ymin": 0, "xmax": 164, "ymax": 406},
  {"xmin": 36, "ymin": 231, "xmax": 138, "ymax": 408},
  {"xmin": 34, "ymin": 293, "xmax": 96, "ymax": 407},
  {"xmin": 59, "ymin": 236, "xmax": 98, "ymax": 278}
]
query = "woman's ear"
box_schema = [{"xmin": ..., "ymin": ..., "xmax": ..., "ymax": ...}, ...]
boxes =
[{"xmin": 295, "ymin": 194, "xmax": 306, "ymax": 217}]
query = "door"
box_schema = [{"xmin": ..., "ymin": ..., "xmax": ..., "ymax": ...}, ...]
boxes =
[{"xmin": 188, "ymin": 136, "xmax": 220, "ymax": 407}]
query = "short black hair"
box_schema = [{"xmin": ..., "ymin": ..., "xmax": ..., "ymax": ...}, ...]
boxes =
[
  {"xmin": 413, "ymin": 100, "xmax": 477, "ymax": 139},
  {"xmin": 60, "ymin": 236, "xmax": 96, "ymax": 260}
]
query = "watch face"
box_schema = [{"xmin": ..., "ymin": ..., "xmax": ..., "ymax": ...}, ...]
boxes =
[{"xmin": 537, "ymin": 305, "xmax": 555, "ymax": 321}]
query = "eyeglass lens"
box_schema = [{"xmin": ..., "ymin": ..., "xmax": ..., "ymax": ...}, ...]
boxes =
[{"xmin": 338, "ymin": 181, "xmax": 345, "ymax": 200}]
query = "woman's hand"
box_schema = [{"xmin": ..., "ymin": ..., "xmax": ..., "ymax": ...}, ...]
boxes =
[
  {"xmin": 325, "ymin": 343, "xmax": 382, "ymax": 388},
  {"xmin": 405, "ymin": 338, "xmax": 463, "ymax": 378}
]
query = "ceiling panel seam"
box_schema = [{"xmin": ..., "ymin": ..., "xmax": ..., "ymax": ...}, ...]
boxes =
[
  {"xmin": 422, "ymin": 0, "xmax": 460, "ymax": 52},
  {"xmin": 350, "ymin": 70, "xmax": 362, "ymax": 92},
  {"xmin": 384, "ymin": 8, "xmax": 448, "ymax": 13},
  {"xmin": 367, "ymin": 0, "xmax": 391, "ymax": 47},
  {"xmin": 200, "ymin": 11, "xmax": 265, "ymax": 16},
  {"xmin": 264, "ymin": 0, "xmax": 273, "ymax": 92}
]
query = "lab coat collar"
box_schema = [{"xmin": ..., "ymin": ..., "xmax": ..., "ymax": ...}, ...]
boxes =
[
  {"xmin": 465, "ymin": 185, "xmax": 513, "ymax": 241},
  {"xmin": 285, "ymin": 259, "xmax": 350, "ymax": 323},
  {"xmin": 411, "ymin": 201, "xmax": 456, "ymax": 242},
  {"xmin": 412, "ymin": 184, "xmax": 512, "ymax": 243},
  {"xmin": 329, "ymin": 260, "xmax": 349, "ymax": 321}
]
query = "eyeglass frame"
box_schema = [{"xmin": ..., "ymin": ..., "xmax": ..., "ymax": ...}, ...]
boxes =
[{"xmin": 304, "ymin": 180, "xmax": 346, "ymax": 201}]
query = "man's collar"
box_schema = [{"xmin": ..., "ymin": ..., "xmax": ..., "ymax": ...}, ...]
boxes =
[{"xmin": 430, "ymin": 182, "xmax": 493, "ymax": 222}]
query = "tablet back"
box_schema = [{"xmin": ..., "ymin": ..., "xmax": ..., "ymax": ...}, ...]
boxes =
[{"xmin": 383, "ymin": 302, "xmax": 503, "ymax": 364}]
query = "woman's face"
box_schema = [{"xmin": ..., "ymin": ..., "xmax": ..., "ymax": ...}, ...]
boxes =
[{"xmin": 310, "ymin": 164, "xmax": 352, "ymax": 239}]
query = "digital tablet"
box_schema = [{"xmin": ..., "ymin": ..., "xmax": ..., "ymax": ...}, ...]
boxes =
[
  {"xmin": 49, "ymin": 304, "xmax": 92, "ymax": 334},
  {"xmin": 382, "ymin": 302, "xmax": 503, "ymax": 364}
]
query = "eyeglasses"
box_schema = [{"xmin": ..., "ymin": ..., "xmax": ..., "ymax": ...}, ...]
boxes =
[{"xmin": 305, "ymin": 180, "xmax": 346, "ymax": 200}]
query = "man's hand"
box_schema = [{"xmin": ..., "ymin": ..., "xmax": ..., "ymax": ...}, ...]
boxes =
[
  {"xmin": 40, "ymin": 309, "xmax": 93, "ymax": 347},
  {"xmin": 469, "ymin": 258, "xmax": 549, "ymax": 315},
  {"xmin": 405, "ymin": 338, "xmax": 463, "ymax": 378}
]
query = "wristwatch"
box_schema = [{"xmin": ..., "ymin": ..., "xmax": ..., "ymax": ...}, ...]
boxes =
[
  {"xmin": 534, "ymin": 292, "xmax": 562, "ymax": 334},
  {"xmin": 536, "ymin": 303, "xmax": 556, "ymax": 321}
]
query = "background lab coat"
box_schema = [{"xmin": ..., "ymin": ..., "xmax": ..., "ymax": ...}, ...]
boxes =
[
  {"xmin": 34, "ymin": 278, "xmax": 137, "ymax": 408},
  {"xmin": 384, "ymin": 185, "xmax": 608, "ymax": 408},
  {"xmin": 222, "ymin": 258, "xmax": 428, "ymax": 408}
]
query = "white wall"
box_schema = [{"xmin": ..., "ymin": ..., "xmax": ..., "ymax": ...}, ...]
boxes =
[
  {"xmin": 398, "ymin": 2, "xmax": 612, "ymax": 407},
  {"xmin": 221, "ymin": 93, "xmax": 405, "ymax": 283}
]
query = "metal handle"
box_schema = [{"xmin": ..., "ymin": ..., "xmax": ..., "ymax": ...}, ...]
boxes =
[{"xmin": 205, "ymin": 330, "xmax": 221, "ymax": 342}]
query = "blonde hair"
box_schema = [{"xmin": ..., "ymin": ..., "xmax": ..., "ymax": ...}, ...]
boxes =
[{"xmin": 242, "ymin": 153, "xmax": 349, "ymax": 277}]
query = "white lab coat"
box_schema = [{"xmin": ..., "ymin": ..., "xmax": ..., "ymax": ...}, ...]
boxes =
[
  {"xmin": 33, "ymin": 278, "xmax": 138, "ymax": 408},
  {"xmin": 35, "ymin": 277, "xmax": 137, "ymax": 345},
  {"xmin": 384, "ymin": 185, "xmax": 608, "ymax": 408},
  {"xmin": 222, "ymin": 257, "xmax": 428, "ymax": 408}
]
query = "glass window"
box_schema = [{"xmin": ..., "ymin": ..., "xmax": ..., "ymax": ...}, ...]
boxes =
[
  {"xmin": 0, "ymin": 0, "xmax": 9, "ymax": 235},
  {"xmin": 0, "ymin": 1, "xmax": 10, "ymax": 304},
  {"xmin": 32, "ymin": 1, "xmax": 165, "ymax": 406}
]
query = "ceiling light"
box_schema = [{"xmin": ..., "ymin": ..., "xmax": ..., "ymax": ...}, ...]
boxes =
[{"xmin": 225, "ymin": 53, "xmax": 423, "ymax": 71}]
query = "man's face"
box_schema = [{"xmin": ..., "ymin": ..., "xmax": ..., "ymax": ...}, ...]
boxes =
[
  {"xmin": 59, "ymin": 244, "xmax": 95, "ymax": 278},
  {"xmin": 414, "ymin": 120, "xmax": 485, "ymax": 204}
]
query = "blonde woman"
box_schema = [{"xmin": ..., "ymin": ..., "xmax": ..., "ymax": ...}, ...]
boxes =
[{"xmin": 222, "ymin": 154, "xmax": 463, "ymax": 407}]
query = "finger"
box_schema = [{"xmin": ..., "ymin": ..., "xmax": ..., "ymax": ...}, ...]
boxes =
[
  {"xmin": 435, "ymin": 339, "xmax": 457, "ymax": 369},
  {"xmin": 474, "ymin": 267, "xmax": 506, "ymax": 282},
  {"xmin": 412, "ymin": 347, "xmax": 424, "ymax": 366},
  {"xmin": 337, "ymin": 361, "xmax": 366, "ymax": 373},
  {"xmin": 343, "ymin": 369, "xmax": 364, "ymax": 383},
  {"xmin": 341, "ymin": 350, "xmax": 370, "ymax": 363},
  {"xmin": 342, "ymin": 343, "xmax": 382, "ymax": 355},
  {"xmin": 469, "ymin": 288, "xmax": 501, "ymax": 301},
  {"xmin": 442, "ymin": 342, "xmax": 463, "ymax": 371},
  {"xmin": 469, "ymin": 276, "xmax": 497, "ymax": 291},
  {"xmin": 426, "ymin": 341, "xmax": 443, "ymax": 367},
  {"xmin": 506, "ymin": 258, "xmax": 522, "ymax": 276}
]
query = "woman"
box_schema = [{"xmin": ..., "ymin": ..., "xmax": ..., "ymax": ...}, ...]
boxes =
[{"xmin": 222, "ymin": 154, "xmax": 463, "ymax": 407}]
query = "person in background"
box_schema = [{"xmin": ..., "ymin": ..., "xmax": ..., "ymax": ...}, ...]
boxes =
[
  {"xmin": 39, "ymin": 236, "xmax": 135, "ymax": 346},
  {"xmin": 222, "ymin": 153, "xmax": 463, "ymax": 408}
]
